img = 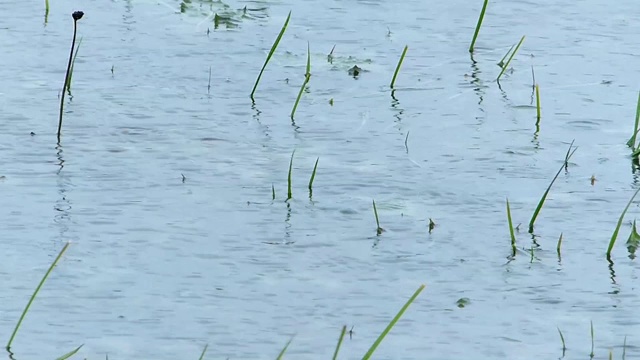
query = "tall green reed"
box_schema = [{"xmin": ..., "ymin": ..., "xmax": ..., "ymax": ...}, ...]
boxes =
[
  {"xmin": 291, "ymin": 42, "xmax": 311, "ymax": 120},
  {"xmin": 250, "ymin": 11, "xmax": 291, "ymax": 102},
  {"xmin": 606, "ymin": 186, "xmax": 640, "ymax": 259},
  {"xmin": 331, "ymin": 326, "xmax": 347, "ymax": 360},
  {"xmin": 390, "ymin": 45, "xmax": 408, "ymax": 89},
  {"xmin": 506, "ymin": 198, "xmax": 517, "ymax": 257},
  {"xmin": 469, "ymin": 0, "xmax": 489, "ymax": 53},
  {"xmin": 287, "ymin": 150, "xmax": 295, "ymax": 200},
  {"xmin": 496, "ymin": 36, "xmax": 525, "ymax": 82},
  {"xmin": 528, "ymin": 140, "xmax": 577, "ymax": 233},
  {"xmin": 58, "ymin": 11, "xmax": 84, "ymax": 142},
  {"xmin": 6, "ymin": 242, "xmax": 71, "ymax": 350},
  {"xmin": 535, "ymin": 84, "xmax": 541, "ymax": 121},
  {"xmin": 361, "ymin": 284, "xmax": 425, "ymax": 360}
]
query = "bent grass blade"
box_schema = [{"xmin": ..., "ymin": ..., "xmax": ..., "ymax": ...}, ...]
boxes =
[
  {"xmin": 250, "ymin": 11, "xmax": 291, "ymax": 101},
  {"xmin": 607, "ymin": 186, "xmax": 640, "ymax": 258},
  {"xmin": 55, "ymin": 344, "xmax": 83, "ymax": 360},
  {"xmin": 291, "ymin": 42, "xmax": 311, "ymax": 120},
  {"xmin": 361, "ymin": 284, "xmax": 426, "ymax": 360},
  {"xmin": 7, "ymin": 242, "xmax": 71, "ymax": 350}
]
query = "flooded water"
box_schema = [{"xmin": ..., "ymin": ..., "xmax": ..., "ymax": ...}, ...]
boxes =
[{"xmin": 1, "ymin": 0, "xmax": 640, "ymax": 358}]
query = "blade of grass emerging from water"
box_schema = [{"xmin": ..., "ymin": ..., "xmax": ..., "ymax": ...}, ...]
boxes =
[
  {"xmin": 528, "ymin": 141, "xmax": 577, "ymax": 233},
  {"xmin": 469, "ymin": 0, "xmax": 489, "ymax": 53},
  {"xmin": 66, "ymin": 36, "xmax": 83, "ymax": 94},
  {"xmin": 497, "ymin": 35, "xmax": 525, "ymax": 82},
  {"xmin": 55, "ymin": 344, "xmax": 83, "ymax": 360},
  {"xmin": 44, "ymin": 0, "xmax": 50, "ymax": 24},
  {"xmin": 7, "ymin": 242, "xmax": 71, "ymax": 350},
  {"xmin": 627, "ymin": 91, "xmax": 640, "ymax": 149},
  {"xmin": 308, "ymin": 157, "xmax": 319, "ymax": 197},
  {"xmin": 557, "ymin": 327, "xmax": 567, "ymax": 355},
  {"xmin": 535, "ymin": 84, "xmax": 541, "ymax": 121},
  {"xmin": 506, "ymin": 198, "xmax": 517, "ymax": 258},
  {"xmin": 361, "ymin": 284, "xmax": 425, "ymax": 360},
  {"xmin": 373, "ymin": 199, "xmax": 384, "ymax": 235},
  {"xmin": 332, "ymin": 325, "xmax": 347, "ymax": 360},
  {"xmin": 275, "ymin": 336, "xmax": 294, "ymax": 360},
  {"xmin": 497, "ymin": 44, "xmax": 514, "ymax": 68},
  {"xmin": 607, "ymin": 186, "xmax": 640, "ymax": 258},
  {"xmin": 627, "ymin": 220, "xmax": 640, "ymax": 258},
  {"xmin": 272, "ymin": 183, "xmax": 276, "ymax": 201},
  {"xmin": 590, "ymin": 321, "xmax": 595, "ymax": 358},
  {"xmin": 291, "ymin": 42, "xmax": 311, "ymax": 120},
  {"xmin": 390, "ymin": 45, "xmax": 408, "ymax": 89},
  {"xmin": 250, "ymin": 11, "xmax": 291, "ymax": 101},
  {"xmin": 287, "ymin": 150, "xmax": 295, "ymax": 200},
  {"xmin": 557, "ymin": 233, "xmax": 563, "ymax": 258},
  {"xmin": 198, "ymin": 344, "xmax": 208, "ymax": 360}
]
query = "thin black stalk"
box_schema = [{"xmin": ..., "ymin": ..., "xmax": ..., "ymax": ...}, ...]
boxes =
[{"xmin": 58, "ymin": 11, "xmax": 84, "ymax": 142}]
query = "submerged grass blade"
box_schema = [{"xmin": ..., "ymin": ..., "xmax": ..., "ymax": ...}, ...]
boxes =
[
  {"xmin": 250, "ymin": 11, "xmax": 291, "ymax": 101},
  {"xmin": 361, "ymin": 284, "xmax": 425, "ymax": 360},
  {"xmin": 332, "ymin": 325, "xmax": 347, "ymax": 360},
  {"xmin": 528, "ymin": 141, "xmax": 577, "ymax": 233},
  {"xmin": 628, "ymin": 91, "xmax": 640, "ymax": 149},
  {"xmin": 66, "ymin": 36, "xmax": 83, "ymax": 93},
  {"xmin": 535, "ymin": 84, "xmax": 541, "ymax": 121},
  {"xmin": 198, "ymin": 344, "xmax": 208, "ymax": 360},
  {"xmin": 506, "ymin": 198, "xmax": 517, "ymax": 257},
  {"xmin": 287, "ymin": 150, "xmax": 295, "ymax": 200},
  {"xmin": 55, "ymin": 344, "xmax": 83, "ymax": 360},
  {"xmin": 275, "ymin": 336, "xmax": 294, "ymax": 360},
  {"xmin": 290, "ymin": 42, "xmax": 311, "ymax": 120},
  {"xmin": 497, "ymin": 35, "xmax": 525, "ymax": 82},
  {"xmin": 308, "ymin": 157, "xmax": 319, "ymax": 193},
  {"xmin": 390, "ymin": 45, "xmax": 408, "ymax": 89},
  {"xmin": 7, "ymin": 242, "xmax": 71, "ymax": 350},
  {"xmin": 607, "ymin": 186, "xmax": 640, "ymax": 258},
  {"xmin": 469, "ymin": 0, "xmax": 489, "ymax": 53}
]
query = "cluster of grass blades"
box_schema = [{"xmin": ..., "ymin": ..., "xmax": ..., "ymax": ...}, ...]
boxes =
[
  {"xmin": 469, "ymin": 0, "xmax": 489, "ymax": 53},
  {"xmin": 6, "ymin": 242, "xmax": 82, "ymax": 359},
  {"xmin": 280, "ymin": 150, "xmax": 319, "ymax": 201},
  {"xmin": 606, "ymin": 186, "xmax": 640, "ymax": 260},
  {"xmin": 250, "ymin": 11, "xmax": 291, "ymax": 102},
  {"xmin": 58, "ymin": 11, "xmax": 84, "ymax": 142},
  {"xmin": 276, "ymin": 284, "xmax": 425, "ymax": 360},
  {"xmin": 627, "ymin": 91, "xmax": 640, "ymax": 156},
  {"xmin": 496, "ymin": 35, "xmax": 525, "ymax": 82},
  {"xmin": 291, "ymin": 42, "xmax": 311, "ymax": 120},
  {"xmin": 528, "ymin": 140, "xmax": 577, "ymax": 234}
]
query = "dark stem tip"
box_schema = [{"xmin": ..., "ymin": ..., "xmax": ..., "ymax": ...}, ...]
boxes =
[{"xmin": 72, "ymin": 11, "xmax": 84, "ymax": 21}]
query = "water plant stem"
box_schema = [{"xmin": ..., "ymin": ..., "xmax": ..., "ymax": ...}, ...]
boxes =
[
  {"xmin": 469, "ymin": 0, "xmax": 489, "ymax": 53},
  {"xmin": 198, "ymin": 344, "xmax": 208, "ymax": 360},
  {"xmin": 55, "ymin": 345, "xmax": 83, "ymax": 360},
  {"xmin": 361, "ymin": 284, "xmax": 425, "ymax": 360},
  {"xmin": 58, "ymin": 11, "xmax": 84, "ymax": 142},
  {"xmin": 497, "ymin": 35, "xmax": 525, "ymax": 82},
  {"xmin": 628, "ymin": 90, "xmax": 640, "ymax": 150},
  {"xmin": 535, "ymin": 84, "xmax": 541, "ymax": 121},
  {"xmin": 66, "ymin": 36, "xmax": 83, "ymax": 94},
  {"xmin": 390, "ymin": 45, "xmax": 408, "ymax": 89},
  {"xmin": 308, "ymin": 157, "xmax": 319, "ymax": 197},
  {"xmin": 373, "ymin": 199, "xmax": 384, "ymax": 235},
  {"xmin": 506, "ymin": 198, "xmax": 517, "ymax": 257},
  {"xmin": 250, "ymin": 11, "xmax": 291, "ymax": 102},
  {"xmin": 287, "ymin": 150, "xmax": 295, "ymax": 200},
  {"xmin": 276, "ymin": 336, "xmax": 294, "ymax": 360},
  {"xmin": 528, "ymin": 140, "xmax": 577, "ymax": 233},
  {"xmin": 291, "ymin": 42, "xmax": 311, "ymax": 120},
  {"xmin": 332, "ymin": 326, "xmax": 347, "ymax": 360},
  {"xmin": 606, "ymin": 186, "xmax": 640, "ymax": 258},
  {"xmin": 6, "ymin": 242, "xmax": 71, "ymax": 350}
]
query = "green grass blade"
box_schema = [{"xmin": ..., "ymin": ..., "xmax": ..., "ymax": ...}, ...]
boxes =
[
  {"xmin": 590, "ymin": 320, "xmax": 595, "ymax": 358},
  {"xmin": 198, "ymin": 344, "xmax": 208, "ymax": 360},
  {"xmin": 607, "ymin": 187, "xmax": 640, "ymax": 258},
  {"xmin": 506, "ymin": 198, "xmax": 517, "ymax": 258},
  {"xmin": 287, "ymin": 150, "xmax": 295, "ymax": 200},
  {"xmin": 557, "ymin": 232, "xmax": 563, "ymax": 258},
  {"xmin": 55, "ymin": 344, "xmax": 83, "ymax": 360},
  {"xmin": 373, "ymin": 199, "xmax": 383, "ymax": 235},
  {"xmin": 361, "ymin": 284, "xmax": 425, "ymax": 360},
  {"xmin": 275, "ymin": 336, "xmax": 294, "ymax": 360},
  {"xmin": 250, "ymin": 11, "xmax": 291, "ymax": 101},
  {"xmin": 44, "ymin": 0, "xmax": 50, "ymax": 24},
  {"xmin": 497, "ymin": 43, "xmax": 514, "ymax": 68},
  {"xmin": 535, "ymin": 84, "xmax": 541, "ymax": 121},
  {"xmin": 272, "ymin": 183, "xmax": 276, "ymax": 201},
  {"xmin": 332, "ymin": 325, "xmax": 347, "ymax": 360},
  {"xmin": 390, "ymin": 45, "xmax": 408, "ymax": 89},
  {"xmin": 627, "ymin": 91, "xmax": 640, "ymax": 149},
  {"xmin": 308, "ymin": 157, "xmax": 319, "ymax": 193},
  {"xmin": 66, "ymin": 36, "xmax": 83, "ymax": 93},
  {"xmin": 290, "ymin": 42, "xmax": 311, "ymax": 120},
  {"xmin": 7, "ymin": 242, "xmax": 71, "ymax": 350},
  {"xmin": 469, "ymin": 0, "xmax": 489, "ymax": 53},
  {"xmin": 496, "ymin": 35, "xmax": 525, "ymax": 82},
  {"xmin": 528, "ymin": 141, "xmax": 576, "ymax": 233},
  {"xmin": 557, "ymin": 327, "xmax": 566, "ymax": 353}
]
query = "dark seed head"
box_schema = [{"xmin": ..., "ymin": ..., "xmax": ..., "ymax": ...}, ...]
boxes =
[{"xmin": 72, "ymin": 11, "xmax": 84, "ymax": 21}]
